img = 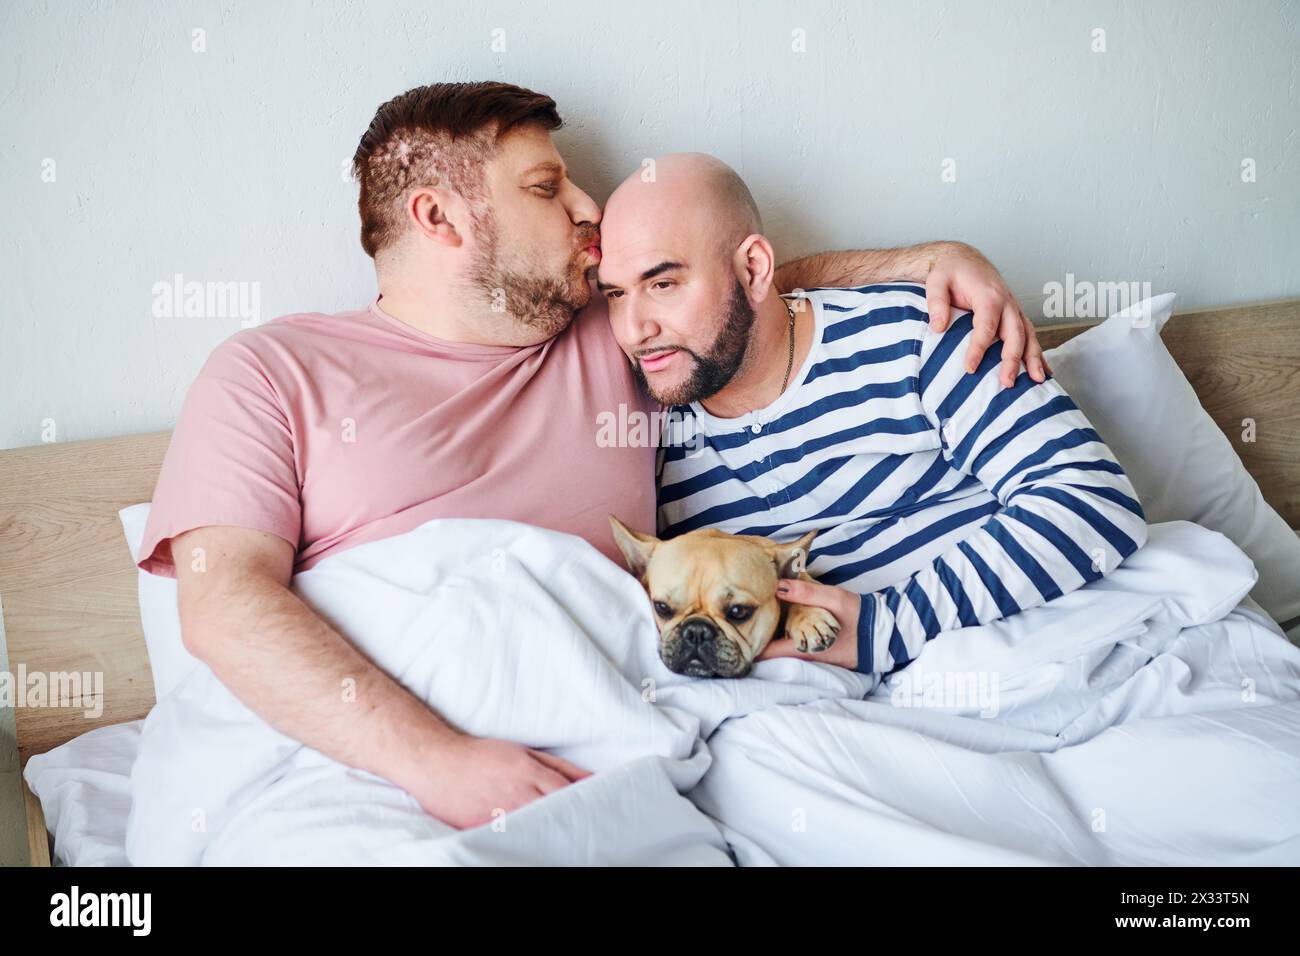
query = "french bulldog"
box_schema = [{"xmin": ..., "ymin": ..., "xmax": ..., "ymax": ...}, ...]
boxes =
[{"xmin": 608, "ymin": 515, "xmax": 841, "ymax": 678}]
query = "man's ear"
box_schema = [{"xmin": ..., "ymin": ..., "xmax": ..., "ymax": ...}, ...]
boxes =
[
  {"xmin": 733, "ymin": 233, "xmax": 778, "ymax": 303},
  {"xmin": 608, "ymin": 515, "xmax": 660, "ymax": 580},
  {"xmin": 769, "ymin": 529, "xmax": 818, "ymax": 579},
  {"xmin": 408, "ymin": 185, "xmax": 465, "ymax": 248}
]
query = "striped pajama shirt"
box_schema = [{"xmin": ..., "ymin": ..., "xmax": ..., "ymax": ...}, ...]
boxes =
[{"xmin": 655, "ymin": 282, "xmax": 1148, "ymax": 676}]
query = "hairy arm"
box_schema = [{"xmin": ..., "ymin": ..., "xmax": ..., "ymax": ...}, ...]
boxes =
[
  {"xmin": 173, "ymin": 525, "xmax": 588, "ymax": 828},
  {"xmin": 774, "ymin": 243, "xmax": 950, "ymax": 292}
]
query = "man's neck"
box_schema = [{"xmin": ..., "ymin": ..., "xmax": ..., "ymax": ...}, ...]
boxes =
[
  {"xmin": 698, "ymin": 293, "xmax": 814, "ymax": 419},
  {"xmin": 376, "ymin": 274, "xmax": 553, "ymax": 347}
]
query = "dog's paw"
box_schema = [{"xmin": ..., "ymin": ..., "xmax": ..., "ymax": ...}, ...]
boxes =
[{"xmin": 786, "ymin": 605, "xmax": 840, "ymax": 653}]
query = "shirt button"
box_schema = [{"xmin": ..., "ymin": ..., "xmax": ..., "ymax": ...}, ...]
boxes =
[{"xmin": 751, "ymin": 423, "xmax": 762, "ymax": 433}]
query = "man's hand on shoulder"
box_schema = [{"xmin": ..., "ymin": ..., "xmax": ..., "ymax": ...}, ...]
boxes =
[
  {"xmin": 922, "ymin": 241, "xmax": 1050, "ymax": 389},
  {"xmin": 772, "ymin": 241, "xmax": 1048, "ymax": 390}
]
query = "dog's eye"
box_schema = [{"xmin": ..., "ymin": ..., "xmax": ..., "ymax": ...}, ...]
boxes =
[
  {"xmin": 726, "ymin": 605, "xmax": 754, "ymax": 622},
  {"xmin": 653, "ymin": 601, "xmax": 673, "ymax": 619}
]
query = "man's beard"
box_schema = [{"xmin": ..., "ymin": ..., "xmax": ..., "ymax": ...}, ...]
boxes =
[
  {"xmin": 466, "ymin": 205, "xmax": 593, "ymax": 340},
  {"xmin": 633, "ymin": 278, "xmax": 756, "ymax": 406}
]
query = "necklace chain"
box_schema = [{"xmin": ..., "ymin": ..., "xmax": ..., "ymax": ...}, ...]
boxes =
[
  {"xmin": 742, "ymin": 298, "xmax": 799, "ymax": 433},
  {"xmin": 780, "ymin": 298, "xmax": 797, "ymax": 395}
]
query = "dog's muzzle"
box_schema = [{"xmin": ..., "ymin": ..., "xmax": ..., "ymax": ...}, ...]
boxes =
[{"xmin": 662, "ymin": 615, "xmax": 747, "ymax": 678}]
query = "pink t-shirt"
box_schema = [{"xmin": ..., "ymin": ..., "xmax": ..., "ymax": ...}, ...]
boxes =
[{"xmin": 137, "ymin": 293, "xmax": 658, "ymax": 578}]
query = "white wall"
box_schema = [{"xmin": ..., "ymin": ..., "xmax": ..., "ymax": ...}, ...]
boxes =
[{"xmin": 1, "ymin": 0, "xmax": 1297, "ymax": 452}]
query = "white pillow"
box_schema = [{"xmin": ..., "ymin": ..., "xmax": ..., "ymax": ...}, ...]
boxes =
[
  {"xmin": 22, "ymin": 720, "xmax": 141, "ymax": 866},
  {"xmin": 1044, "ymin": 294, "xmax": 1300, "ymax": 623},
  {"xmin": 118, "ymin": 503, "xmax": 199, "ymax": 700}
]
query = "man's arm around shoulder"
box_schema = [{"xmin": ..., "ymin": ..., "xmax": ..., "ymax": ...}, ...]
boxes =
[{"xmin": 774, "ymin": 240, "xmax": 1050, "ymax": 388}]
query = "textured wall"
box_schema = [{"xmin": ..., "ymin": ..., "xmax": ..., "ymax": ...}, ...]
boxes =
[{"xmin": 1, "ymin": 0, "xmax": 1297, "ymax": 451}]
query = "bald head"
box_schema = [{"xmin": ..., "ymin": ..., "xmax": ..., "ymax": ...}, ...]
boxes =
[
  {"xmin": 602, "ymin": 153, "xmax": 763, "ymax": 265},
  {"xmin": 597, "ymin": 153, "xmax": 781, "ymax": 408}
]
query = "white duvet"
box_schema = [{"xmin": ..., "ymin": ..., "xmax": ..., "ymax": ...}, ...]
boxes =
[{"xmin": 113, "ymin": 517, "xmax": 1300, "ymax": 866}]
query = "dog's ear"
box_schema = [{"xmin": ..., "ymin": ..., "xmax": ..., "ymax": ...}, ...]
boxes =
[
  {"xmin": 608, "ymin": 515, "xmax": 660, "ymax": 580},
  {"xmin": 769, "ymin": 529, "xmax": 818, "ymax": 579}
]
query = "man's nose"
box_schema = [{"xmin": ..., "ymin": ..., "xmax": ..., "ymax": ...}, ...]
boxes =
[
  {"xmin": 564, "ymin": 181, "xmax": 602, "ymax": 227},
  {"xmin": 619, "ymin": 298, "xmax": 660, "ymax": 353}
]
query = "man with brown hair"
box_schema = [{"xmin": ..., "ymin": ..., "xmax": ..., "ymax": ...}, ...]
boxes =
[{"xmin": 133, "ymin": 81, "xmax": 1043, "ymax": 841}]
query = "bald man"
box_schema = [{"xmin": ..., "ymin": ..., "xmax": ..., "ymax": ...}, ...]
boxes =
[{"xmin": 596, "ymin": 153, "xmax": 1148, "ymax": 680}]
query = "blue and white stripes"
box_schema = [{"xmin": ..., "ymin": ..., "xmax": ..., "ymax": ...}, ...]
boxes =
[{"xmin": 656, "ymin": 283, "xmax": 1147, "ymax": 676}]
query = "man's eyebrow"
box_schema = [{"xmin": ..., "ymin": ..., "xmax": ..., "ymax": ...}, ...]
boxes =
[
  {"xmin": 519, "ymin": 160, "xmax": 565, "ymax": 179},
  {"xmin": 641, "ymin": 261, "xmax": 686, "ymax": 281},
  {"xmin": 597, "ymin": 261, "xmax": 687, "ymax": 292}
]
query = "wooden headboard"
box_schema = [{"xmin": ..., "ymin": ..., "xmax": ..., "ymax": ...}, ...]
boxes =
[
  {"xmin": 1, "ymin": 431, "xmax": 171, "ymax": 761},
  {"xmin": 2, "ymin": 297, "xmax": 1299, "ymax": 866},
  {"xmin": 0, "ymin": 431, "xmax": 170, "ymax": 865}
]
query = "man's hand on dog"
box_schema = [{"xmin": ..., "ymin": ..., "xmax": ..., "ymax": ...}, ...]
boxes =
[
  {"xmin": 924, "ymin": 242, "xmax": 1051, "ymax": 389},
  {"xmin": 758, "ymin": 577, "xmax": 862, "ymax": 670}
]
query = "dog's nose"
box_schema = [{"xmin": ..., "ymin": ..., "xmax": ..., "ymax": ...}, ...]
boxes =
[{"xmin": 678, "ymin": 618, "xmax": 718, "ymax": 649}]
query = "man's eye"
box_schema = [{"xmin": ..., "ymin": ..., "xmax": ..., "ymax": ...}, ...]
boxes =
[
  {"xmin": 726, "ymin": 605, "xmax": 754, "ymax": 622},
  {"xmin": 531, "ymin": 183, "xmax": 558, "ymax": 196},
  {"xmin": 653, "ymin": 601, "xmax": 673, "ymax": 619},
  {"xmin": 651, "ymin": 280, "xmax": 674, "ymax": 291},
  {"xmin": 604, "ymin": 290, "xmax": 624, "ymax": 300}
]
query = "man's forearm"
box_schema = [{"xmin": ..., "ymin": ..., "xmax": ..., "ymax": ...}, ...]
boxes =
[
  {"xmin": 774, "ymin": 240, "xmax": 970, "ymax": 294},
  {"xmin": 182, "ymin": 572, "xmax": 461, "ymax": 794}
]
